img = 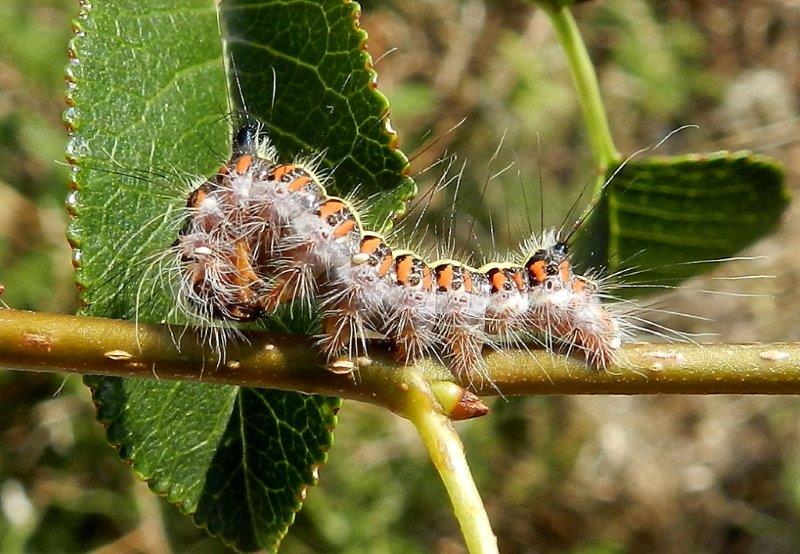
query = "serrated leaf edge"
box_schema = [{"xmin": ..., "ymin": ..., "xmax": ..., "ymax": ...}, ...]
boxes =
[
  {"xmin": 84, "ymin": 375, "xmax": 341, "ymax": 553},
  {"xmin": 345, "ymin": 0, "xmax": 417, "ymax": 222},
  {"xmin": 63, "ymin": 3, "xmax": 90, "ymax": 308}
]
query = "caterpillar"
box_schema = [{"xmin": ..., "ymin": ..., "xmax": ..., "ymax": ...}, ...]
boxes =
[{"xmin": 170, "ymin": 121, "xmax": 623, "ymax": 381}]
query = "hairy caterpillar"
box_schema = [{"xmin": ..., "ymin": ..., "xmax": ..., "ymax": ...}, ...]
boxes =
[{"xmin": 170, "ymin": 121, "xmax": 623, "ymax": 380}]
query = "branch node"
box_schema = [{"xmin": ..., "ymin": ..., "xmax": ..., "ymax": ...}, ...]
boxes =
[{"xmin": 431, "ymin": 381, "xmax": 490, "ymax": 421}]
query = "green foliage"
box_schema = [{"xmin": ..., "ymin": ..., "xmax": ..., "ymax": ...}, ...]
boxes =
[
  {"xmin": 65, "ymin": 0, "xmax": 231, "ymax": 321},
  {"xmin": 59, "ymin": 0, "xmax": 791, "ymax": 551},
  {"xmin": 573, "ymin": 151, "xmax": 789, "ymax": 285},
  {"xmin": 85, "ymin": 377, "xmax": 337, "ymax": 551},
  {"xmin": 220, "ymin": 0, "xmax": 415, "ymax": 226},
  {"xmin": 63, "ymin": 0, "xmax": 412, "ymax": 549},
  {"xmin": 594, "ymin": 0, "xmax": 710, "ymax": 115}
]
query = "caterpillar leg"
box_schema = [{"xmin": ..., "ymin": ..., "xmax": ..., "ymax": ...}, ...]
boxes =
[
  {"xmin": 317, "ymin": 287, "xmax": 368, "ymax": 362},
  {"xmin": 218, "ymin": 237, "xmax": 271, "ymax": 320},
  {"xmin": 176, "ymin": 230, "xmax": 267, "ymax": 322},
  {"xmin": 389, "ymin": 305, "xmax": 436, "ymax": 364},
  {"xmin": 566, "ymin": 287, "xmax": 622, "ymax": 370},
  {"xmin": 439, "ymin": 317, "xmax": 487, "ymax": 381},
  {"xmin": 568, "ymin": 330, "xmax": 617, "ymax": 370},
  {"xmin": 259, "ymin": 263, "xmax": 317, "ymax": 313}
]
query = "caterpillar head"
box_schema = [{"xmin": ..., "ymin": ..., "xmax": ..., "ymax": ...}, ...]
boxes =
[
  {"xmin": 232, "ymin": 123, "xmax": 259, "ymax": 157},
  {"xmin": 230, "ymin": 121, "xmax": 277, "ymax": 162},
  {"xmin": 522, "ymin": 236, "xmax": 622, "ymax": 368}
]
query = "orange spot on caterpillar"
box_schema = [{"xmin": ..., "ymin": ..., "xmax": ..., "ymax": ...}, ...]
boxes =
[
  {"xmin": 512, "ymin": 269, "xmax": 525, "ymax": 291},
  {"xmin": 235, "ymin": 155, "xmax": 253, "ymax": 175},
  {"xmin": 186, "ymin": 182, "xmax": 214, "ymax": 209},
  {"xmin": 360, "ymin": 236, "xmax": 382, "ymax": 254},
  {"xmin": 529, "ymin": 260, "xmax": 546, "ymax": 285},
  {"xmin": 488, "ymin": 268, "xmax": 505, "ymax": 293},
  {"xmin": 436, "ymin": 264, "xmax": 454, "ymax": 291},
  {"xmin": 270, "ymin": 164, "xmax": 295, "ymax": 181},
  {"xmin": 288, "ymin": 175, "xmax": 312, "ymax": 192},
  {"xmin": 422, "ymin": 265, "xmax": 433, "ymax": 290},
  {"xmin": 558, "ymin": 260, "xmax": 570, "ymax": 282},
  {"xmin": 378, "ymin": 254, "xmax": 393, "ymax": 278},
  {"xmin": 395, "ymin": 255, "xmax": 413, "ymax": 284},
  {"xmin": 333, "ymin": 218, "xmax": 356, "ymax": 238},
  {"xmin": 317, "ymin": 199, "xmax": 347, "ymax": 220},
  {"xmin": 463, "ymin": 268, "xmax": 474, "ymax": 293}
]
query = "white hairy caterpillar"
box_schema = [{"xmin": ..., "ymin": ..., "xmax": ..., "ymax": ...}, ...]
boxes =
[{"xmin": 167, "ymin": 121, "xmax": 624, "ymax": 381}]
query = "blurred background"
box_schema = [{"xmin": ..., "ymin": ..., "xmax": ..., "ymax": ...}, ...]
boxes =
[{"xmin": 1, "ymin": 0, "xmax": 800, "ymax": 552}]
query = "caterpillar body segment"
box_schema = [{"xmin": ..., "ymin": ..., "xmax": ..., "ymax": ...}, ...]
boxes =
[
  {"xmin": 384, "ymin": 250, "xmax": 438, "ymax": 365},
  {"xmin": 432, "ymin": 261, "xmax": 493, "ymax": 380},
  {"xmin": 479, "ymin": 262, "xmax": 529, "ymax": 340},
  {"xmin": 265, "ymin": 196, "xmax": 363, "ymax": 316},
  {"xmin": 564, "ymin": 276, "xmax": 622, "ymax": 369},
  {"xmin": 317, "ymin": 233, "xmax": 393, "ymax": 361}
]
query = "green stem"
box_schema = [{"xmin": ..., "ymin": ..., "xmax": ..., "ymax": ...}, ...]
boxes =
[
  {"xmin": 401, "ymin": 374, "xmax": 498, "ymax": 554},
  {"xmin": 4, "ymin": 309, "xmax": 800, "ymax": 397},
  {"xmin": 541, "ymin": 2, "xmax": 618, "ymax": 171}
]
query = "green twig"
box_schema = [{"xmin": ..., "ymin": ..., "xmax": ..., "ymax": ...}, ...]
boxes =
[
  {"xmin": 400, "ymin": 373, "xmax": 498, "ymax": 554},
  {"xmin": 3, "ymin": 309, "xmax": 800, "ymax": 398},
  {"xmin": 540, "ymin": 2, "xmax": 618, "ymax": 170}
]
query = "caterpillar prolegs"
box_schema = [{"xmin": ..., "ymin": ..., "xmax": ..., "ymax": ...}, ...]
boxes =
[{"xmin": 173, "ymin": 124, "xmax": 622, "ymax": 380}]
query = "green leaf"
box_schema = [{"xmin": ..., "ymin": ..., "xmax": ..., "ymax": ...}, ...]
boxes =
[
  {"xmin": 85, "ymin": 376, "xmax": 337, "ymax": 552},
  {"xmin": 220, "ymin": 0, "xmax": 415, "ymax": 227},
  {"xmin": 63, "ymin": 0, "xmax": 412, "ymax": 550},
  {"xmin": 65, "ymin": 0, "xmax": 231, "ymax": 321},
  {"xmin": 572, "ymin": 151, "xmax": 789, "ymax": 288}
]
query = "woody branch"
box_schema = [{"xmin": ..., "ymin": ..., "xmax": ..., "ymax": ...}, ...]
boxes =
[{"xmin": 2, "ymin": 309, "xmax": 800, "ymax": 412}]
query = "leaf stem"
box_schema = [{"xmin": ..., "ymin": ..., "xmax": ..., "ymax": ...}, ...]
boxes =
[
  {"xmin": 540, "ymin": 2, "xmax": 618, "ymax": 170},
  {"xmin": 400, "ymin": 373, "xmax": 498, "ymax": 554}
]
